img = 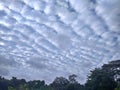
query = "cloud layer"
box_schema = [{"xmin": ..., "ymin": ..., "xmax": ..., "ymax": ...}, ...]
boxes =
[{"xmin": 0, "ymin": 0, "xmax": 120, "ymax": 83}]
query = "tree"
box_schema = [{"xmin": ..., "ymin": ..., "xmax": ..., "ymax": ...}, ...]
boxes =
[
  {"xmin": 68, "ymin": 74, "xmax": 78, "ymax": 84},
  {"xmin": 85, "ymin": 60, "xmax": 120, "ymax": 90},
  {"xmin": 50, "ymin": 77, "xmax": 69, "ymax": 90},
  {"xmin": 19, "ymin": 84, "xmax": 29, "ymax": 90},
  {"xmin": 102, "ymin": 60, "xmax": 120, "ymax": 81},
  {"xmin": 85, "ymin": 68, "xmax": 117, "ymax": 90},
  {"xmin": 0, "ymin": 59, "xmax": 120, "ymax": 90},
  {"xmin": 27, "ymin": 80, "xmax": 45, "ymax": 90},
  {"xmin": 0, "ymin": 77, "xmax": 9, "ymax": 90},
  {"xmin": 8, "ymin": 86, "xmax": 15, "ymax": 90},
  {"xmin": 39, "ymin": 86, "xmax": 54, "ymax": 90},
  {"xmin": 114, "ymin": 82, "xmax": 120, "ymax": 90},
  {"xmin": 66, "ymin": 83, "xmax": 84, "ymax": 90}
]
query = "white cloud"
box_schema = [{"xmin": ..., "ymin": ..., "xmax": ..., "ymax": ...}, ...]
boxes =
[{"xmin": 0, "ymin": 0, "xmax": 120, "ymax": 84}]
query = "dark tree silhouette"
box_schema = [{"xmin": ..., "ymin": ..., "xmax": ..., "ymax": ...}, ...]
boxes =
[
  {"xmin": 50, "ymin": 77, "xmax": 69, "ymax": 90},
  {"xmin": 0, "ymin": 60, "xmax": 120, "ymax": 90},
  {"xmin": 85, "ymin": 68, "xmax": 117, "ymax": 90}
]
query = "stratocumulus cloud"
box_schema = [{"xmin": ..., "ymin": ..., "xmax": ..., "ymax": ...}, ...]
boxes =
[{"xmin": 0, "ymin": 0, "xmax": 120, "ymax": 83}]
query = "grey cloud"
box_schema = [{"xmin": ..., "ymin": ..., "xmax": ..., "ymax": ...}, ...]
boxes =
[
  {"xmin": 0, "ymin": 0, "xmax": 120, "ymax": 84},
  {"xmin": 0, "ymin": 24, "xmax": 10, "ymax": 32},
  {"xmin": 0, "ymin": 55, "xmax": 19, "ymax": 76},
  {"xmin": 0, "ymin": 67, "xmax": 9, "ymax": 76},
  {"xmin": 0, "ymin": 55, "xmax": 17, "ymax": 66},
  {"xmin": 26, "ymin": 57, "xmax": 48, "ymax": 70},
  {"xmin": 0, "ymin": 10, "xmax": 6, "ymax": 17},
  {"xmin": 55, "ymin": 34, "xmax": 72, "ymax": 50},
  {"xmin": 9, "ymin": 0, "xmax": 25, "ymax": 12}
]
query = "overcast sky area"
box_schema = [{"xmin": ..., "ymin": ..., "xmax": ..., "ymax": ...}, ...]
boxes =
[{"xmin": 0, "ymin": 0, "xmax": 120, "ymax": 84}]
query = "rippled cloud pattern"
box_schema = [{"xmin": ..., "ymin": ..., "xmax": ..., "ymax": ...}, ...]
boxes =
[{"xmin": 0, "ymin": 0, "xmax": 120, "ymax": 83}]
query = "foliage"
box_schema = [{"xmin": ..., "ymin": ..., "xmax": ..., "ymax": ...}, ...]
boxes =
[
  {"xmin": 50, "ymin": 76, "xmax": 69, "ymax": 90},
  {"xmin": 8, "ymin": 86, "xmax": 15, "ymax": 90},
  {"xmin": 68, "ymin": 74, "xmax": 78, "ymax": 84},
  {"xmin": 85, "ymin": 68, "xmax": 117, "ymax": 90},
  {"xmin": 114, "ymin": 82, "xmax": 120, "ymax": 90},
  {"xmin": 0, "ymin": 60, "xmax": 120, "ymax": 90},
  {"xmin": 85, "ymin": 60, "xmax": 120, "ymax": 90}
]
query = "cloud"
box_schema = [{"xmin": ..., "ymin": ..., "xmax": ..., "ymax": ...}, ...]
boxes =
[
  {"xmin": 0, "ymin": 55, "xmax": 20, "ymax": 76},
  {"xmin": 27, "ymin": 57, "xmax": 48, "ymax": 70},
  {"xmin": 0, "ymin": 10, "xmax": 6, "ymax": 17},
  {"xmin": 0, "ymin": 67, "xmax": 9, "ymax": 76},
  {"xmin": 0, "ymin": 55, "xmax": 17, "ymax": 66},
  {"xmin": 55, "ymin": 34, "xmax": 72, "ymax": 50},
  {"xmin": 0, "ymin": 0, "xmax": 120, "ymax": 84}
]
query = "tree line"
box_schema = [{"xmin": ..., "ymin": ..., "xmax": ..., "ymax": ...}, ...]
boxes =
[{"xmin": 0, "ymin": 60, "xmax": 120, "ymax": 90}]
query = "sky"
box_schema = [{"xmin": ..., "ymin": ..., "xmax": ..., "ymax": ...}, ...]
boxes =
[{"xmin": 0, "ymin": 0, "xmax": 120, "ymax": 84}]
